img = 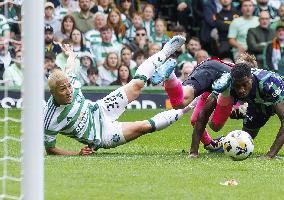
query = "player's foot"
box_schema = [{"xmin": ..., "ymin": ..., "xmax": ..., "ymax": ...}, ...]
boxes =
[
  {"xmin": 204, "ymin": 136, "xmax": 224, "ymax": 153},
  {"xmin": 161, "ymin": 35, "xmax": 186, "ymax": 58},
  {"xmin": 151, "ymin": 58, "xmax": 177, "ymax": 86}
]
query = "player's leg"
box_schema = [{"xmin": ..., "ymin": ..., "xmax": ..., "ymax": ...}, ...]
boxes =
[
  {"xmin": 208, "ymin": 93, "xmax": 233, "ymax": 132},
  {"xmin": 151, "ymin": 59, "xmax": 195, "ymax": 109},
  {"xmin": 124, "ymin": 36, "xmax": 186, "ymax": 102},
  {"xmin": 190, "ymin": 92, "xmax": 213, "ymax": 145},
  {"xmin": 97, "ymin": 36, "xmax": 186, "ymax": 121},
  {"xmin": 122, "ymin": 108, "xmax": 188, "ymax": 142},
  {"xmin": 100, "ymin": 107, "xmax": 190, "ymax": 148}
]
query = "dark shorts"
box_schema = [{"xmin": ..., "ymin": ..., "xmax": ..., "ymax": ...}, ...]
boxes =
[
  {"xmin": 243, "ymin": 103, "xmax": 275, "ymax": 130},
  {"xmin": 182, "ymin": 59, "xmax": 230, "ymax": 97}
]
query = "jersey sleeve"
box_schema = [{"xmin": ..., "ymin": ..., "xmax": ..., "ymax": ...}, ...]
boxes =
[
  {"xmin": 44, "ymin": 129, "xmax": 58, "ymax": 148},
  {"xmin": 69, "ymin": 75, "xmax": 82, "ymax": 89}
]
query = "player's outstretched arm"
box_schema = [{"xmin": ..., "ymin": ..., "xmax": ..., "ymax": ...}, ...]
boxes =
[
  {"xmin": 189, "ymin": 94, "xmax": 217, "ymax": 157},
  {"xmin": 266, "ymin": 101, "xmax": 284, "ymax": 158},
  {"xmin": 46, "ymin": 146, "xmax": 93, "ymax": 156},
  {"xmin": 62, "ymin": 44, "xmax": 77, "ymax": 75}
]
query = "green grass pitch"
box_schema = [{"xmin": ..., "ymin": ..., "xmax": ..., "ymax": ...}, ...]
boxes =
[{"xmin": 1, "ymin": 109, "xmax": 284, "ymax": 200}]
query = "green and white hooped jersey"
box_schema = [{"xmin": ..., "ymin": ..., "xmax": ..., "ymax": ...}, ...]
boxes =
[{"xmin": 44, "ymin": 76, "xmax": 103, "ymax": 148}]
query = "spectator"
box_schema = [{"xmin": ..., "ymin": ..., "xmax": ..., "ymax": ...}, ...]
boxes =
[
  {"xmin": 0, "ymin": 1, "xmax": 21, "ymax": 37},
  {"xmin": 44, "ymin": 2, "xmax": 61, "ymax": 34},
  {"xmin": 9, "ymin": 35, "xmax": 22, "ymax": 58},
  {"xmin": 70, "ymin": 28, "xmax": 89, "ymax": 56},
  {"xmin": 228, "ymin": 0, "xmax": 259, "ymax": 60},
  {"xmin": 87, "ymin": 67, "xmax": 99, "ymax": 85},
  {"xmin": 0, "ymin": 37, "xmax": 12, "ymax": 79},
  {"xmin": 90, "ymin": 0, "xmax": 112, "ymax": 16},
  {"xmin": 128, "ymin": 27, "xmax": 149, "ymax": 55},
  {"xmin": 44, "ymin": 52, "xmax": 56, "ymax": 84},
  {"xmin": 118, "ymin": 0, "xmax": 135, "ymax": 28},
  {"xmin": 97, "ymin": 52, "xmax": 119, "ymax": 86},
  {"xmin": 271, "ymin": 4, "xmax": 284, "ymax": 30},
  {"xmin": 268, "ymin": 1, "xmax": 284, "ymax": 10},
  {"xmin": 263, "ymin": 22, "xmax": 284, "ymax": 75},
  {"xmin": 150, "ymin": 18, "xmax": 169, "ymax": 47},
  {"xmin": 247, "ymin": 11, "xmax": 275, "ymax": 68},
  {"xmin": 148, "ymin": 43, "xmax": 161, "ymax": 57},
  {"xmin": 45, "ymin": 25, "xmax": 62, "ymax": 56},
  {"xmin": 200, "ymin": 0, "xmax": 220, "ymax": 53},
  {"xmin": 124, "ymin": 11, "xmax": 143, "ymax": 44},
  {"xmin": 179, "ymin": 61, "xmax": 194, "ymax": 82},
  {"xmin": 78, "ymin": 51, "xmax": 95, "ymax": 85},
  {"xmin": 85, "ymin": 12, "xmax": 108, "ymax": 47},
  {"xmin": 214, "ymin": 0, "xmax": 240, "ymax": 59},
  {"xmin": 72, "ymin": 0, "xmax": 94, "ymax": 33},
  {"xmin": 3, "ymin": 50, "xmax": 22, "ymax": 87},
  {"xmin": 92, "ymin": 25, "xmax": 122, "ymax": 66},
  {"xmin": 55, "ymin": 0, "xmax": 79, "ymax": 20},
  {"xmin": 131, "ymin": 49, "xmax": 145, "ymax": 76},
  {"xmin": 55, "ymin": 39, "xmax": 81, "ymax": 74},
  {"xmin": 0, "ymin": 14, "xmax": 10, "ymax": 38},
  {"xmin": 171, "ymin": 25, "xmax": 187, "ymax": 57},
  {"xmin": 54, "ymin": 14, "xmax": 76, "ymax": 42},
  {"xmin": 110, "ymin": 65, "xmax": 132, "ymax": 85},
  {"xmin": 176, "ymin": 0, "xmax": 194, "ymax": 33},
  {"xmin": 121, "ymin": 46, "xmax": 137, "ymax": 72},
  {"xmin": 254, "ymin": 0, "xmax": 278, "ymax": 22},
  {"xmin": 177, "ymin": 36, "xmax": 201, "ymax": 67},
  {"xmin": 142, "ymin": 3, "xmax": 155, "ymax": 37},
  {"xmin": 194, "ymin": 49, "xmax": 209, "ymax": 64},
  {"xmin": 171, "ymin": 25, "xmax": 187, "ymax": 38},
  {"xmin": 107, "ymin": 7, "xmax": 126, "ymax": 42}
]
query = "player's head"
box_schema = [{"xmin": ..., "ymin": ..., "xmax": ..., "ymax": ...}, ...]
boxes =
[
  {"xmin": 48, "ymin": 69, "xmax": 73, "ymax": 105},
  {"xmin": 235, "ymin": 52, "xmax": 257, "ymax": 68},
  {"xmin": 231, "ymin": 62, "xmax": 253, "ymax": 100}
]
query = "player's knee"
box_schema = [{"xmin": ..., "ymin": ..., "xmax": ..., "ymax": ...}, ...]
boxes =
[{"xmin": 208, "ymin": 121, "xmax": 223, "ymax": 132}]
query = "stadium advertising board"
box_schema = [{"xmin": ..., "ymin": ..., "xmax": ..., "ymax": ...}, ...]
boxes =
[{"xmin": 0, "ymin": 88, "xmax": 171, "ymax": 109}]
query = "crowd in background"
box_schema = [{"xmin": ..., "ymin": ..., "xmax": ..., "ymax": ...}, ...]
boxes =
[{"xmin": 1, "ymin": 0, "xmax": 284, "ymax": 87}]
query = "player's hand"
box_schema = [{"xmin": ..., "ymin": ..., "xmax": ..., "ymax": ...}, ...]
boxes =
[{"xmin": 79, "ymin": 146, "xmax": 94, "ymax": 156}]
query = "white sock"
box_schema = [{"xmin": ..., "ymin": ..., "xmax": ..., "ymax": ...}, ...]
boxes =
[
  {"xmin": 148, "ymin": 109, "xmax": 184, "ymax": 131},
  {"xmin": 134, "ymin": 51, "xmax": 166, "ymax": 81}
]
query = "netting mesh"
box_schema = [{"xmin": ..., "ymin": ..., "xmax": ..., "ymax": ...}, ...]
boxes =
[
  {"xmin": 0, "ymin": 0, "xmax": 23, "ymax": 199},
  {"xmin": 0, "ymin": 80, "xmax": 22, "ymax": 200}
]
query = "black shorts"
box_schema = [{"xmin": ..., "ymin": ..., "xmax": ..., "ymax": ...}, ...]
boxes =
[
  {"xmin": 243, "ymin": 103, "xmax": 275, "ymax": 131},
  {"xmin": 182, "ymin": 59, "xmax": 230, "ymax": 97}
]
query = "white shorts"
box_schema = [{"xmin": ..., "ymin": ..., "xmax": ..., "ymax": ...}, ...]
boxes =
[{"xmin": 96, "ymin": 87, "xmax": 129, "ymax": 148}]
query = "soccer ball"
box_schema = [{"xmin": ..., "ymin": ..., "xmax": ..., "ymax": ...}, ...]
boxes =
[{"xmin": 223, "ymin": 130, "xmax": 254, "ymax": 161}]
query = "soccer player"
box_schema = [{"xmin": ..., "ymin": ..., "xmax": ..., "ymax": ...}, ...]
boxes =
[
  {"xmin": 44, "ymin": 36, "xmax": 191, "ymax": 156},
  {"xmin": 152, "ymin": 58, "xmax": 235, "ymax": 152},
  {"xmin": 190, "ymin": 61, "xmax": 284, "ymax": 159}
]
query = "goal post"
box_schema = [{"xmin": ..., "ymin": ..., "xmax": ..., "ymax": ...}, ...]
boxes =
[{"xmin": 22, "ymin": 0, "xmax": 44, "ymax": 199}]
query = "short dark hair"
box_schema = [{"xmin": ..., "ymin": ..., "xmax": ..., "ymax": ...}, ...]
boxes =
[
  {"xmin": 45, "ymin": 52, "xmax": 56, "ymax": 60},
  {"xmin": 135, "ymin": 27, "xmax": 147, "ymax": 33},
  {"xmin": 231, "ymin": 63, "xmax": 252, "ymax": 81},
  {"xmin": 99, "ymin": 25, "xmax": 112, "ymax": 32}
]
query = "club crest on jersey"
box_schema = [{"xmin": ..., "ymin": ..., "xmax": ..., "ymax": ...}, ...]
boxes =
[{"xmin": 111, "ymin": 134, "xmax": 120, "ymax": 143}]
